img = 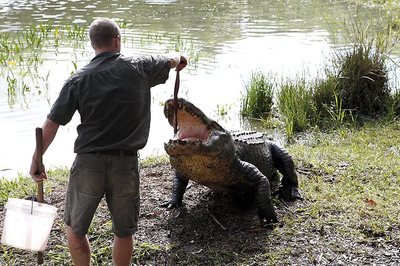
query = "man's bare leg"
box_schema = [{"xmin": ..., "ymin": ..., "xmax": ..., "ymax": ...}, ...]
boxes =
[
  {"xmin": 66, "ymin": 225, "xmax": 91, "ymax": 266},
  {"xmin": 113, "ymin": 235, "xmax": 134, "ymax": 266}
]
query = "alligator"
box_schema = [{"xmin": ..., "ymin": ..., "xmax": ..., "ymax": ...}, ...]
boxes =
[{"xmin": 162, "ymin": 98, "xmax": 302, "ymax": 223}]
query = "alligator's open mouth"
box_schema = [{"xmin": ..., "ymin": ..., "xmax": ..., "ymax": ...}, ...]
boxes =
[{"xmin": 164, "ymin": 98, "xmax": 211, "ymax": 143}]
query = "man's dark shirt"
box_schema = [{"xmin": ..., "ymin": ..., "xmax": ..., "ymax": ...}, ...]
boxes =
[{"xmin": 48, "ymin": 52, "xmax": 171, "ymax": 154}]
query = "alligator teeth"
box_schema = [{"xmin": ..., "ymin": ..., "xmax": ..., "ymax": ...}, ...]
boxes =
[
  {"xmin": 181, "ymin": 137, "xmax": 200, "ymax": 142},
  {"xmin": 172, "ymin": 132, "xmax": 180, "ymax": 140},
  {"xmin": 178, "ymin": 139, "xmax": 188, "ymax": 144}
]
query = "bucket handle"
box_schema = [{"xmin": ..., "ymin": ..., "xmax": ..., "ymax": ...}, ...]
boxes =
[{"xmin": 30, "ymin": 187, "xmax": 35, "ymax": 214}]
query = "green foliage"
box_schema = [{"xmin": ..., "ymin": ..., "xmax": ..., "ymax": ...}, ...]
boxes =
[
  {"xmin": 0, "ymin": 168, "xmax": 68, "ymax": 206},
  {"xmin": 65, "ymin": 24, "xmax": 87, "ymax": 40},
  {"xmin": 0, "ymin": 176, "xmax": 34, "ymax": 205},
  {"xmin": 311, "ymin": 74, "xmax": 338, "ymax": 119},
  {"xmin": 312, "ymin": 75, "xmax": 357, "ymax": 127},
  {"xmin": 1, "ymin": 124, "xmax": 399, "ymax": 265},
  {"xmin": 0, "ymin": 23, "xmax": 87, "ymax": 67},
  {"xmin": 324, "ymin": 91, "xmax": 355, "ymax": 125},
  {"xmin": 140, "ymin": 154, "xmax": 170, "ymax": 167},
  {"xmin": 386, "ymin": 88, "xmax": 400, "ymax": 119},
  {"xmin": 241, "ymin": 71, "xmax": 274, "ymax": 119},
  {"xmin": 288, "ymin": 121, "xmax": 400, "ymax": 245},
  {"xmin": 271, "ymin": 18, "xmax": 397, "ymax": 137},
  {"xmin": 133, "ymin": 242, "xmax": 164, "ymax": 264},
  {"xmin": 334, "ymin": 46, "xmax": 389, "ymax": 115},
  {"xmin": 1, "ymin": 23, "xmax": 206, "ymax": 108},
  {"xmin": 329, "ymin": 20, "xmax": 392, "ymax": 116},
  {"xmin": 0, "ymin": 23, "xmax": 88, "ymax": 107},
  {"xmin": 239, "ymin": 17, "xmax": 397, "ymax": 139},
  {"xmin": 276, "ymin": 78, "xmax": 313, "ymax": 138}
]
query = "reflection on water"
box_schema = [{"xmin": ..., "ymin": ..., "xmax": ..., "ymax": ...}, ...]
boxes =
[{"xmin": 0, "ymin": 0, "xmax": 397, "ymax": 177}]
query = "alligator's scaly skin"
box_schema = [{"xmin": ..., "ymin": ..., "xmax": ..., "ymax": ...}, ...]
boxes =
[{"xmin": 163, "ymin": 98, "xmax": 301, "ymax": 223}]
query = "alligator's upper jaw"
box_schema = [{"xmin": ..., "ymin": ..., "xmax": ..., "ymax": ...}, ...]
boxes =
[{"xmin": 164, "ymin": 98, "xmax": 211, "ymax": 143}]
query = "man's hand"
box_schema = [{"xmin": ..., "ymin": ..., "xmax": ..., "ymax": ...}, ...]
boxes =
[
  {"xmin": 169, "ymin": 53, "xmax": 187, "ymax": 70},
  {"xmin": 176, "ymin": 55, "xmax": 187, "ymax": 71},
  {"xmin": 29, "ymin": 158, "xmax": 47, "ymax": 183},
  {"xmin": 28, "ymin": 118, "xmax": 59, "ymax": 183}
]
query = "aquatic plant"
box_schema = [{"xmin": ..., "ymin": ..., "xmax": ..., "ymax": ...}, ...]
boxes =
[
  {"xmin": 0, "ymin": 23, "xmax": 89, "ymax": 106},
  {"xmin": 276, "ymin": 77, "xmax": 313, "ymax": 138},
  {"xmin": 240, "ymin": 17, "xmax": 397, "ymax": 139},
  {"xmin": 329, "ymin": 20, "xmax": 394, "ymax": 116},
  {"xmin": 65, "ymin": 24, "xmax": 87, "ymax": 41},
  {"xmin": 240, "ymin": 71, "xmax": 274, "ymax": 119},
  {"xmin": 311, "ymin": 74, "xmax": 356, "ymax": 127},
  {"xmin": 306, "ymin": 17, "xmax": 397, "ymax": 130},
  {"xmin": 216, "ymin": 103, "xmax": 232, "ymax": 117},
  {"xmin": 385, "ymin": 88, "xmax": 400, "ymax": 120},
  {"xmin": 324, "ymin": 91, "xmax": 356, "ymax": 126},
  {"xmin": 311, "ymin": 74, "xmax": 337, "ymax": 119},
  {"xmin": 137, "ymin": 32, "xmax": 205, "ymax": 68},
  {"xmin": 334, "ymin": 45, "xmax": 389, "ymax": 115}
]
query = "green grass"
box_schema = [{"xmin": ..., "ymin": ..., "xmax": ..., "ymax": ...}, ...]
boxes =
[
  {"xmin": 239, "ymin": 14, "xmax": 399, "ymax": 139},
  {"xmin": 132, "ymin": 242, "xmax": 169, "ymax": 264},
  {"xmin": 331, "ymin": 44, "xmax": 389, "ymax": 116},
  {"xmin": 386, "ymin": 88, "xmax": 400, "ymax": 120},
  {"xmin": 1, "ymin": 22, "xmax": 206, "ymax": 108},
  {"xmin": 251, "ymin": 120, "xmax": 400, "ymax": 264},
  {"xmin": 0, "ymin": 23, "xmax": 88, "ymax": 107},
  {"xmin": 241, "ymin": 71, "xmax": 274, "ymax": 119},
  {"xmin": 0, "ymin": 23, "xmax": 87, "ymax": 67},
  {"xmin": 288, "ymin": 121, "xmax": 400, "ymax": 238},
  {"xmin": 0, "ymin": 176, "xmax": 36, "ymax": 205},
  {"xmin": 276, "ymin": 77, "xmax": 314, "ymax": 138},
  {"xmin": 0, "ymin": 121, "xmax": 399, "ymax": 264},
  {"xmin": 139, "ymin": 154, "xmax": 170, "ymax": 166}
]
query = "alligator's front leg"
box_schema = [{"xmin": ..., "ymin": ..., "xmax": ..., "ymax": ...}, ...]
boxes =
[
  {"xmin": 161, "ymin": 172, "xmax": 189, "ymax": 209},
  {"xmin": 235, "ymin": 160, "xmax": 278, "ymax": 224},
  {"xmin": 269, "ymin": 142, "xmax": 303, "ymax": 201}
]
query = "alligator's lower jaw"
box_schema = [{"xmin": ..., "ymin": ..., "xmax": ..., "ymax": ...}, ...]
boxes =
[
  {"xmin": 164, "ymin": 139, "xmax": 208, "ymax": 157},
  {"xmin": 166, "ymin": 139, "xmax": 203, "ymax": 145}
]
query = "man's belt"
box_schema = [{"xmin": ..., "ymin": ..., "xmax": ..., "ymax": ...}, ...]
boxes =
[{"xmin": 84, "ymin": 150, "xmax": 138, "ymax": 156}]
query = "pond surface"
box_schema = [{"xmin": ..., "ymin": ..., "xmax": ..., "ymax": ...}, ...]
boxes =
[{"xmin": 0, "ymin": 0, "xmax": 397, "ymax": 177}]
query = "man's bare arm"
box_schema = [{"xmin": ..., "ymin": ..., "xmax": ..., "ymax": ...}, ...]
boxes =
[{"xmin": 30, "ymin": 118, "xmax": 60, "ymax": 182}]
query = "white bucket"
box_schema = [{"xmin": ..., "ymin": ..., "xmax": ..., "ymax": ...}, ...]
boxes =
[{"xmin": 1, "ymin": 198, "xmax": 58, "ymax": 252}]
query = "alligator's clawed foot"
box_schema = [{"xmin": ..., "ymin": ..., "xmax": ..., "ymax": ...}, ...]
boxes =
[
  {"xmin": 276, "ymin": 186, "xmax": 303, "ymax": 201},
  {"xmin": 160, "ymin": 200, "xmax": 182, "ymax": 209},
  {"xmin": 259, "ymin": 214, "xmax": 279, "ymax": 228},
  {"xmin": 258, "ymin": 206, "xmax": 279, "ymax": 227}
]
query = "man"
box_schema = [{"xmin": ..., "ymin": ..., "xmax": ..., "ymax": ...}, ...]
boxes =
[{"xmin": 29, "ymin": 18, "xmax": 187, "ymax": 266}]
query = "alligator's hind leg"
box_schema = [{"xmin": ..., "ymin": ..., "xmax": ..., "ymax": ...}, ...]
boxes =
[
  {"xmin": 269, "ymin": 142, "xmax": 303, "ymax": 201},
  {"xmin": 161, "ymin": 172, "xmax": 189, "ymax": 209},
  {"xmin": 235, "ymin": 160, "xmax": 278, "ymax": 223}
]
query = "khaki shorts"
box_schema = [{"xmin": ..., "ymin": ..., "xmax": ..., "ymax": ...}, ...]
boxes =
[{"xmin": 64, "ymin": 153, "xmax": 140, "ymax": 237}]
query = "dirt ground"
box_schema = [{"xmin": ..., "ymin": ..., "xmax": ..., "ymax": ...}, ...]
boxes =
[
  {"xmin": 1, "ymin": 163, "xmax": 399, "ymax": 265},
  {"xmin": 134, "ymin": 164, "xmax": 400, "ymax": 266}
]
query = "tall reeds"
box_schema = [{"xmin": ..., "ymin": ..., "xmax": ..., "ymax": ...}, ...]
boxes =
[
  {"xmin": 330, "ymin": 21, "xmax": 391, "ymax": 116},
  {"xmin": 1, "ymin": 22, "xmax": 205, "ymax": 108},
  {"xmin": 0, "ymin": 23, "xmax": 88, "ymax": 106},
  {"xmin": 240, "ymin": 18, "xmax": 399, "ymax": 139},
  {"xmin": 276, "ymin": 78, "xmax": 313, "ymax": 138},
  {"xmin": 240, "ymin": 71, "xmax": 274, "ymax": 119}
]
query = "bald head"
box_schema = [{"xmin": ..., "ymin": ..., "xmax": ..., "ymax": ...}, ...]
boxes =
[{"xmin": 89, "ymin": 18, "xmax": 121, "ymax": 51}]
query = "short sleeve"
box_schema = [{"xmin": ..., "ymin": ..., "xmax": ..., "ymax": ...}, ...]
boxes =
[
  {"xmin": 136, "ymin": 55, "xmax": 171, "ymax": 87},
  {"xmin": 47, "ymin": 78, "xmax": 78, "ymax": 125}
]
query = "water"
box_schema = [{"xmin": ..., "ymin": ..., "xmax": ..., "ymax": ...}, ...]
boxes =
[{"xmin": 0, "ymin": 0, "xmax": 397, "ymax": 178}]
